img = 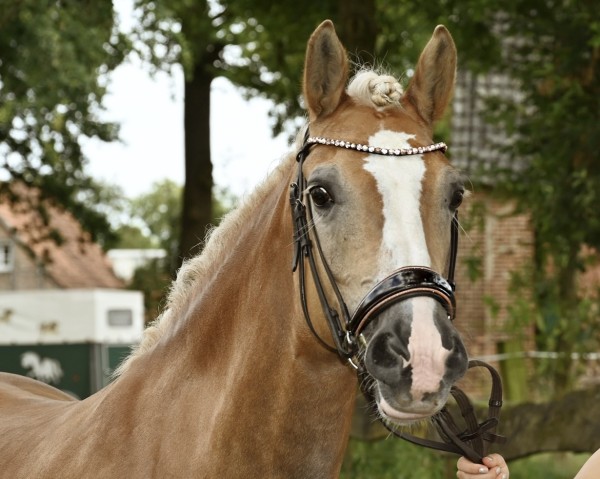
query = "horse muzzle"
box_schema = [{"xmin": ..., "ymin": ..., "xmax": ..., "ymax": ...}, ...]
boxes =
[{"xmin": 350, "ymin": 266, "xmax": 468, "ymax": 424}]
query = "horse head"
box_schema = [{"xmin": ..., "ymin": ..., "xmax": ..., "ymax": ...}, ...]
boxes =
[{"xmin": 295, "ymin": 20, "xmax": 469, "ymax": 426}]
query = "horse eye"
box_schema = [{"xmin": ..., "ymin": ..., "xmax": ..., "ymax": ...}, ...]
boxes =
[
  {"xmin": 309, "ymin": 186, "xmax": 333, "ymax": 207},
  {"xmin": 450, "ymin": 189, "xmax": 464, "ymax": 210}
]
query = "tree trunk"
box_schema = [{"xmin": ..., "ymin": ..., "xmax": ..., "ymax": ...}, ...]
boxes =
[
  {"xmin": 179, "ymin": 60, "xmax": 214, "ymax": 263},
  {"xmin": 336, "ymin": 0, "xmax": 378, "ymax": 65},
  {"xmin": 495, "ymin": 386, "xmax": 600, "ymax": 459}
]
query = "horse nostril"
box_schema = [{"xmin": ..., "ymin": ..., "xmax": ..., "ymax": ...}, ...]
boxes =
[
  {"xmin": 445, "ymin": 337, "xmax": 469, "ymax": 378},
  {"xmin": 369, "ymin": 333, "xmax": 402, "ymax": 369},
  {"xmin": 421, "ymin": 392, "xmax": 440, "ymax": 406}
]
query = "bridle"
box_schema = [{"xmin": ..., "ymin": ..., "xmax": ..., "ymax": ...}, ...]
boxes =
[
  {"xmin": 290, "ymin": 131, "xmax": 457, "ymax": 359},
  {"xmin": 289, "ymin": 129, "xmax": 506, "ymax": 463}
]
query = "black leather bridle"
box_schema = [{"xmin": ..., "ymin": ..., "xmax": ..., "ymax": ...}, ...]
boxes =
[
  {"xmin": 289, "ymin": 128, "xmax": 506, "ymax": 462},
  {"xmin": 290, "ymin": 130, "xmax": 457, "ymax": 359}
]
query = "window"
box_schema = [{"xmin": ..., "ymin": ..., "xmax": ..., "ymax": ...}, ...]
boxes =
[
  {"xmin": 107, "ymin": 309, "xmax": 133, "ymax": 327},
  {"xmin": 0, "ymin": 241, "xmax": 14, "ymax": 273}
]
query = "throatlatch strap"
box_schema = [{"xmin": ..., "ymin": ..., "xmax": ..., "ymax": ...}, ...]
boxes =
[{"xmin": 447, "ymin": 212, "xmax": 459, "ymax": 290}]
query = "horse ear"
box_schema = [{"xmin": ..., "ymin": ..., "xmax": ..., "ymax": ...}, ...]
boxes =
[
  {"xmin": 404, "ymin": 25, "xmax": 457, "ymax": 128},
  {"xmin": 303, "ymin": 20, "xmax": 349, "ymax": 121}
]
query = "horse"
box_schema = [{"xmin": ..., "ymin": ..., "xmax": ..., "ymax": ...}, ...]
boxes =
[{"xmin": 0, "ymin": 20, "xmax": 469, "ymax": 478}]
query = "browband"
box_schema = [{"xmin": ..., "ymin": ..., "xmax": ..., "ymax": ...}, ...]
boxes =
[{"xmin": 305, "ymin": 136, "xmax": 448, "ymax": 156}]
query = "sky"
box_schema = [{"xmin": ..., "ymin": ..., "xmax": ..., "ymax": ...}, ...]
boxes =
[
  {"xmin": 85, "ymin": 67, "xmax": 290, "ymax": 199},
  {"xmin": 84, "ymin": 1, "xmax": 291, "ymax": 200}
]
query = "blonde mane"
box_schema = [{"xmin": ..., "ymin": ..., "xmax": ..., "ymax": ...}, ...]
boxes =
[
  {"xmin": 115, "ymin": 69, "xmax": 402, "ymax": 376},
  {"xmin": 114, "ymin": 147, "xmax": 296, "ymax": 375}
]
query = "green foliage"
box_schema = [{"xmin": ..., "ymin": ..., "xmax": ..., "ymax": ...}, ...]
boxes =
[
  {"xmin": 504, "ymin": 260, "xmax": 600, "ymax": 396},
  {"xmin": 459, "ymin": 198, "xmax": 488, "ymax": 282},
  {"xmin": 213, "ymin": 185, "xmax": 238, "ymax": 220},
  {"xmin": 215, "ymin": 1, "xmax": 336, "ymax": 134},
  {"xmin": 129, "ymin": 179, "xmax": 182, "ymax": 272},
  {"xmin": 510, "ymin": 452, "xmax": 587, "ymax": 479},
  {"xmin": 0, "ymin": 0, "xmax": 130, "ymax": 245},
  {"xmin": 341, "ymin": 440, "xmax": 587, "ymax": 479},
  {"xmin": 340, "ymin": 438, "xmax": 447, "ymax": 479},
  {"xmin": 114, "ymin": 179, "xmax": 236, "ymax": 270},
  {"xmin": 113, "ymin": 224, "xmax": 156, "ymax": 249},
  {"xmin": 488, "ymin": 5, "xmax": 598, "ymax": 262},
  {"xmin": 129, "ymin": 0, "xmax": 334, "ymax": 135},
  {"xmin": 420, "ymin": 0, "xmax": 600, "ymax": 396},
  {"xmin": 130, "ymin": 0, "xmax": 214, "ymax": 77},
  {"xmin": 128, "ymin": 258, "xmax": 172, "ymax": 324}
]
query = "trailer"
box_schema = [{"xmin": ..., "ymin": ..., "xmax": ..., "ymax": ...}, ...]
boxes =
[{"xmin": 0, "ymin": 289, "xmax": 144, "ymax": 398}]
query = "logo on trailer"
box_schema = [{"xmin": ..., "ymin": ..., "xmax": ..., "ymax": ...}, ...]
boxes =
[{"xmin": 20, "ymin": 351, "xmax": 64, "ymax": 385}]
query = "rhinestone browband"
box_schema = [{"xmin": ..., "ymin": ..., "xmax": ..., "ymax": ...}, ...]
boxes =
[{"xmin": 306, "ymin": 136, "xmax": 448, "ymax": 156}]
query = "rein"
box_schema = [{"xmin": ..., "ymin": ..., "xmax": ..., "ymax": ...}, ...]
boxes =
[
  {"xmin": 363, "ymin": 359, "xmax": 506, "ymax": 463},
  {"xmin": 289, "ymin": 129, "xmax": 506, "ymax": 463}
]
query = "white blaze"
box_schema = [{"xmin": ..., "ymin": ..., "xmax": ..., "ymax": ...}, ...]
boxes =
[
  {"xmin": 362, "ymin": 130, "xmax": 430, "ymax": 271},
  {"xmin": 363, "ymin": 130, "xmax": 449, "ymax": 400},
  {"xmin": 407, "ymin": 297, "xmax": 450, "ymax": 398}
]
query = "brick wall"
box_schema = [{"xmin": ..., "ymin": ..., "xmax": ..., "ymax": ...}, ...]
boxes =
[{"xmin": 453, "ymin": 191, "xmax": 536, "ymax": 397}]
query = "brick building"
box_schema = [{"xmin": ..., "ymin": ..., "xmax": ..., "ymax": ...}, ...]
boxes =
[
  {"xmin": 450, "ymin": 67, "xmax": 600, "ymax": 400},
  {"xmin": 453, "ymin": 193, "xmax": 534, "ymax": 360},
  {"xmin": 449, "ymin": 67, "xmax": 538, "ymax": 400}
]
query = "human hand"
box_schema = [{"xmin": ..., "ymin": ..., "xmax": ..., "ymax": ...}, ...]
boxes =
[{"xmin": 456, "ymin": 454, "xmax": 509, "ymax": 479}]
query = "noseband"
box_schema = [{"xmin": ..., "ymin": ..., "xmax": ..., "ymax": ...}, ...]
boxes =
[{"xmin": 289, "ymin": 129, "xmax": 505, "ymax": 463}]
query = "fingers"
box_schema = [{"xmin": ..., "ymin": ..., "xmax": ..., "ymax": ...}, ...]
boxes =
[
  {"xmin": 456, "ymin": 455, "xmax": 509, "ymax": 479},
  {"xmin": 483, "ymin": 454, "xmax": 509, "ymax": 479},
  {"xmin": 457, "ymin": 456, "xmax": 490, "ymax": 475}
]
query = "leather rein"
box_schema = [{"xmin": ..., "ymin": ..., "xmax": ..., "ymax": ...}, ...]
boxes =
[{"xmin": 289, "ymin": 129, "xmax": 506, "ymax": 463}]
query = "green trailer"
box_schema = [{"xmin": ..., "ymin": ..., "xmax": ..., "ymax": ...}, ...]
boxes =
[{"xmin": 0, "ymin": 343, "xmax": 132, "ymax": 398}]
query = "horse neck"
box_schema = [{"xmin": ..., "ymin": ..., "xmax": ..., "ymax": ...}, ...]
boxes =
[{"xmin": 107, "ymin": 171, "xmax": 358, "ymax": 477}]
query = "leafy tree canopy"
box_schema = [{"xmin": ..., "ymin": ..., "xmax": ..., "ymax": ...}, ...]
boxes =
[
  {"xmin": 128, "ymin": 179, "xmax": 182, "ymax": 270},
  {"xmin": 113, "ymin": 179, "xmax": 235, "ymax": 273},
  {"xmin": 418, "ymin": 0, "xmax": 600, "ymax": 395},
  {"xmin": 0, "ymin": 0, "xmax": 130, "ymax": 247}
]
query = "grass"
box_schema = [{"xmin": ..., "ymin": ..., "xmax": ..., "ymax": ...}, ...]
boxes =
[
  {"xmin": 510, "ymin": 452, "xmax": 588, "ymax": 479},
  {"xmin": 340, "ymin": 439, "xmax": 589, "ymax": 478}
]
